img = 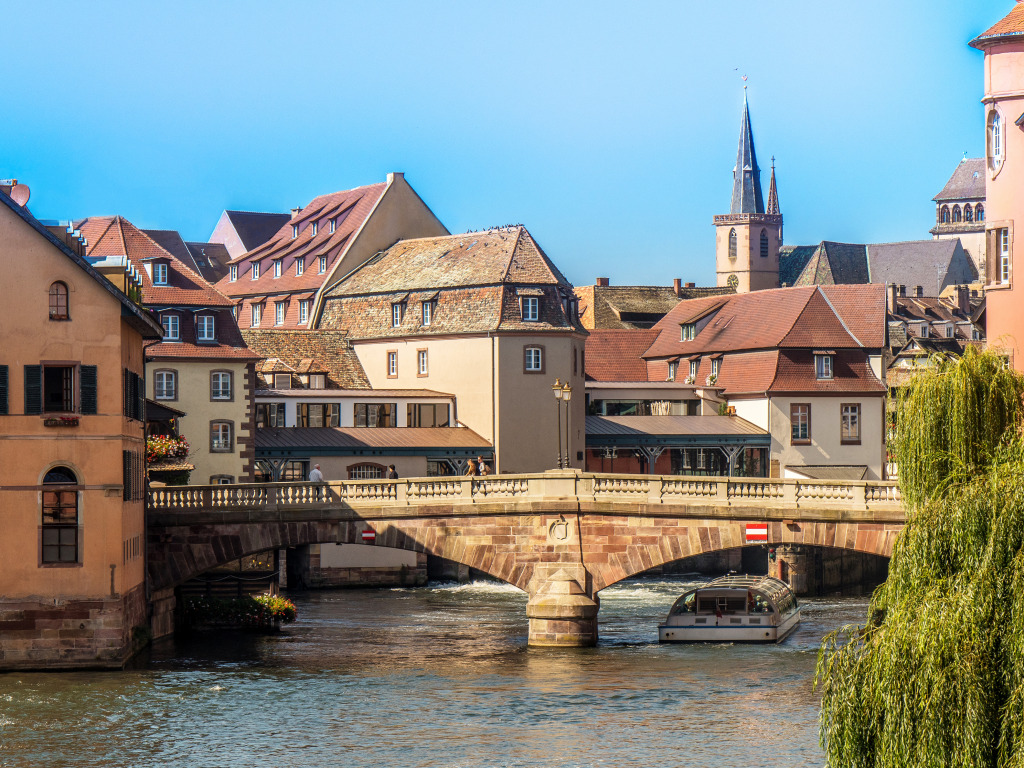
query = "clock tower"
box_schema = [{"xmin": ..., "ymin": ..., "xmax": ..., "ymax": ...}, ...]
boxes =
[{"xmin": 714, "ymin": 90, "xmax": 783, "ymax": 293}]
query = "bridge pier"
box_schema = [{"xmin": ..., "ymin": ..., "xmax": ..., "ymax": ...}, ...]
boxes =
[{"xmin": 526, "ymin": 563, "xmax": 599, "ymax": 647}]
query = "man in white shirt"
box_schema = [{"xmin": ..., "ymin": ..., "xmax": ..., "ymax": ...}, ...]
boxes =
[{"xmin": 308, "ymin": 464, "xmax": 324, "ymax": 482}]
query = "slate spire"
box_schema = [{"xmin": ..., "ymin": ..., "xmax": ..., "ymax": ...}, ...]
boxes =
[
  {"xmin": 730, "ymin": 88, "xmax": 765, "ymax": 215},
  {"xmin": 766, "ymin": 157, "xmax": 780, "ymax": 215}
]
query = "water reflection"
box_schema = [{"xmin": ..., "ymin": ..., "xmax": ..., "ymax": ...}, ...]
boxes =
[{"xmin": 0, "ymin": 577, "xmax": 869, "ymax": 768}]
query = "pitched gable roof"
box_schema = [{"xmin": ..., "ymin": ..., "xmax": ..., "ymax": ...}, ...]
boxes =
[
  {"xmin": 77, "ymin": 216, "xmax": 233, "ymax": 307},
  {"xmin": 933, "ymin": 158, "xmax": 986, "ymax": 201},
  {"xmin": 585, "ymin": 329, "xmax": 660, "ymax": 381},
  {"xmin": 184, "ymin": 241, "xmax": 231, "ymax": 283},
  {"xmin": 0, "ymin": 192, "xmax": 162, "ymax": 338},
  {"xmin": 779, "ymin": 289, "xmax": 860, "ymax": 348},
  {"xmin": 971, "ymin": 4, "xmax": 1024, "ymax": 48},
  {"xmin": 329, "ymin": 226, "xmax": 566, "ymax": 295},
  {"xmin": 223, "ymin": 211, "xmax": 293, "ymax": 251},
  {"xmin": 866, "ymin": 240, "xmax": 977, "ymax": 295}
]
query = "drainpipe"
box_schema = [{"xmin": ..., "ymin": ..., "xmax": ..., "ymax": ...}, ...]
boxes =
[{"xmin": 490, "ymin": 332, "xmax": 498, "ymax": 472}]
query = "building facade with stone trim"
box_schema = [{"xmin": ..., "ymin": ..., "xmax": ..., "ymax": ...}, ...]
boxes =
[{"xmin": 0, "ymin": 184, "xmax": 164, "ymax": 669}]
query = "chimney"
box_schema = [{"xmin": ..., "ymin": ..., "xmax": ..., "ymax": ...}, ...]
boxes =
[
  {"xmin": 596, "ymin": 277, "xmax": 610, "ymax": 287},
  {"xmin": 915, "ymin": 286, "xmax": 924, "ymax": 298},
  {"xmin": 291, "ymin": 206, "xmax": 302, "ymax": 218},
  {"xmin": 887, "ymin": 283, "xmax": 898, "ymax": 315},
  {"xmin": 685, "ymin": 282, "xmax": 695, "ymax": 289},
  {"xmin": 386, "ymin": 172, "xmax": 405, "ymax": 184},
  {"xmin": 956, "ymin": 285, "xmax": 970, "ymax": 315},
  {"xmin": 673, "ymin": 278, "xmax": 682, "ymax": 296}
]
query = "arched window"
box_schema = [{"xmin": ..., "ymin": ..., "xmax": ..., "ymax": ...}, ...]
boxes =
[
  {"xmin": 976, "ymin": 204, "xmax": 985, "ymax": 222},
  {"xmin": 42, "ymin": 466, "xmax": 78, "ymax": 563},
  {"xmin": 940, "ymin": 206, "xmax": 950, "ymax": 224},
  {"xmin": 728, "ymin": 229, "xmax": 737, "ymax": 260},
  {"xmin": 964, "ymin": 204, "xmax": 973, "ymax": 223},
  {"xmin": 759, "ymin": 229, "xmax": 769, "ymax": 258},
  {"xmin": 988, "ymin": 110, "xmax": 1004, "ymax": 171},
  {"xmin": 49, "ymin": 282, "xmax": 69, "ymax": 320},
  {"xmin": 952, "ymin": 205, "xmax": 962, "ymax": 223}
]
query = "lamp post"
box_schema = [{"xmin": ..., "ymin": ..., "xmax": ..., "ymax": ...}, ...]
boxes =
[
  {"xmin": 561, "ymin": 381, "xmax": 572, "ymax": 468},
  {"xmin": 552, "ymin": 378, "xmax": 564, "ymax": 469}
]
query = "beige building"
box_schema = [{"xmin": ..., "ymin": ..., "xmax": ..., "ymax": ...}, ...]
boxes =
[
  {"xmin": 319, "ymin": 226, "xmax": 588, "ymax": 473},
  {"xmin": 77, "ymin": 216, "xmax": 259, "ymax": 482},
  {"xmin": 0, "ymin": 184, "xmax": 163, "ymax": 668}
]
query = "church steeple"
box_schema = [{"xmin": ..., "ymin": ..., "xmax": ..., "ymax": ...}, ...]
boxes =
[
  {"xmin": 766, "ymin": 157, "xmax": 780, "ymax": 216},
  {"xmin": 731, "ymin": 88, "xmax": 765, "ymax": 214}
]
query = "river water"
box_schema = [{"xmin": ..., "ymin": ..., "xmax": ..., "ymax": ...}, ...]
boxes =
[{"xmin": 0, "ymin": 577, "xmax": 870, "ymax": 768}]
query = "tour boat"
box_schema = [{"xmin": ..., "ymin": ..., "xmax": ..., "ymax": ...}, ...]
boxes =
[{"xmin": 658, "ymin": 575, "xmax": 800, "ymax": 643}]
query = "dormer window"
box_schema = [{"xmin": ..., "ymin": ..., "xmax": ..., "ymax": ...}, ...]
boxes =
[
  {"xmin": 161, "ymin": 314, "xmax": 179, "ymax": 341},
  {"xmin": 318, "ymin": 256, "xmax": 327, "ymax": 273},
  {"xmin": 309, "ymin": 374, "xmax": 326, "ymax": 390},
  {"xmin": 667, "ymin": 361, "xmax": 678, "ymax": 381},
  {"xmin": 330, "ymin": 218, "xmax": 337, "ymax": 233},
  {"xmin": 299, "ymin": 299, "xmax": 311, "ymax": 324},
  {"xmin": 251, "ymin": 262, "xmax": 260, "ymax": 280},
  {"xmin": 311, "ymin": 221, "xmax": 318, "ymax": 237},
  {"xmin": 292, "ymin": 225, "xmax": 298, "ymax": 239},
  {"xmin": 522, "ymin": 296, "xmax": 539, "ymax": 322},
  {"xmin": 815, "ymin": 354, "xmax": 833, "ymax": 380},
  {"xmin": 296, "ymin": 258, "xmax": 304, "ymax": 277},
  {"xmin": 422, "ymin": 300, "xmax": 433, "ymax": 326},
  {"xmin": 273, "ymin": 259, "xmax": 282, "ymax": 278},
  {"xmin": 711, "ymin": 358, "xmax": 721, "ymax": 378},
  {"xmin": 392, "ymin": 302, "xmax": 405, "ymax": 327},
  {"xmin": 229, "ymin": 264, "xmax": 238, "ymax": 281},
  {"xmin": 945, "ymin": 325, "xmax": 954, "ymax": 338},
  {"xmin": 197, "ymin": 315, "xmax": 215, "ymax": 342},
  {"xmin": 153, "ymin": 262, "xmax": 169, "ymax": 285},
  {"xmin": 689, "ymin": 359, "xmax": 699, "ymax": 380},
  {"xmin": 681, "ymin": 323, "xmax": 696, "ymax": 341},
  {"xmin": 920, "ymin": 324, "xmax": 929, "ymax": 339},
  {"xmin": 273, "ymin": 373, "xmax": 292, "ymax": 390}
]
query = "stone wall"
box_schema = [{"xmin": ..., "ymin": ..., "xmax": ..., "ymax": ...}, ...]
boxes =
[{"xmin": 0, "ymin": 583, "xmax": 148, "ymax": 670}]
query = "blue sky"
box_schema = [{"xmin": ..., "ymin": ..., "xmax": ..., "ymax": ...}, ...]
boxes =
[{"xmin": 1, "ymin": 0, "xmax": 1010, "ymax": 286}]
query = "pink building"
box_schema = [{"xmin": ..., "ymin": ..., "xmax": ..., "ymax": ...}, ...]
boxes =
[{"xmin": 971, "ymin": 3, "xmax": 1024, "ymax": 369}]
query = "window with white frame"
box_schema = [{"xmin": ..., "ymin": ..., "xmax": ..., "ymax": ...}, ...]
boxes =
[
  {"xmin": 422, "ymin": 300, "xmax": 433, "ymax": 326},
  {"xmin": 524, "ymin": 346, "xmax": 543, "ymax": 372},
  {"xmin": 418, "ymin": 349, "xmax": 428, "ymax": 376},
  {"xmin": 229, "ymin": 264, "xmax": 238, "ymax": 281},
  {"xmin": 392, "ymin": 302, "xmax": 405, "ymax": 327},
  {"xmin": 522, "ymin": 296, "xmax": 539, "ymax": 322},
  {"xmin": 275, "ymin": 301, "xmax": 286, "ymax": 325},
  {"xmin": 791, "ymin": 403, "xmax": 810, "ymax": 443},
  {"xmin": 153, "ymin": 262, "xmax": 168, "ymax": 285},
  {"xmin": 197, "ymin": 315, "xmax": 215, "ymax": 342},
  {"xmin": 292, "ymin": 224, "xmax": 298, "ymax": 239},
  {"xmin": 689, "ymin": 359, "xmax": 699, "ymax": 380},
  {"xmin": 308, "ymin": 374, "xmax": 326, "ymax": 389},
  {"xmin": 815, "ymin": 354, "xmax": 833, "ymax": 380},
  {"xmin": 311, "ymin": 221, "xmax": 318, "ymax": 237},
  {"xmin": 710, "ymin": 358, "xmax": 721, "ymax": 378},
  {"xmin": 841, "ymin": 403, "xmax": 861, "ymax": 444},
  {"xmin": 274, "ymin": 260, "xmax": 282, "ymax": 278},
  {"xmin": 299, "ymin": 299, "xmax": 310, "ymax": 324},
  {"xmin": 318, "ymin": 256, "xmax": 327, "ymax": 273},
  {"xmin": 273, "ymin": 373, "xmax": 291, "ymax": 389},
  {"xmin": 387, "ymin": 351, "xmax": 398, "ymax": 377},
  {"xmin": 667, "ymin": 361, "xmax": 677, "ymax": 381},
  {"xmin": 681, "ymin": 323, "xmax": 696, "ymax": 341},
  {"xmin": 210, "ymin": 421, "xmax": 233, "ymax": 452},
  {"xmin": 988, "ymin": 109, "xmax": 1004, "ymax": 172},
  {"xmin": 1000, "ymin": 228, "xmax": 1011, "ymax": 284},
  {"xmin": 251, "ymin": 303, "xmax": 262, "ymax": 327},
  {"xmin": 296, "ymin": 258, "xmax": 304, "ymax": 276},
  {"xmin": 161, "ymin": 314, "xmax": 179, "ymax": 341},
  {"xmin": 252, "ymin": 261, "xmax": 260, "ymax": 280},
  {"xmin": 945, "ymin": 324, "xmax": 954, "ymax": 338},
  {"xmin": 330, "ymin": 217, "xmax": 336, "ymax": 233},
  {"xmin": 154, "ymin": 370, "xmax": 177, "ymax": 400},
  {"xmin": 211, "ymin": 371, "xmax": 232, "ymax": 400}
]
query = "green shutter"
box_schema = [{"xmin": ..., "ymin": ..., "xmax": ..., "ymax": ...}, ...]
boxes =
[
  {"xmin": 80, "ymin": 365, "xmax": 98, "ymax": 414},
  {"xmin": 0, "ymin": 365, "xmax": 7, "ymax": 415},
  {"xmin": 24, "ymin": 365, "xmax": 41, "ymax": 414}
]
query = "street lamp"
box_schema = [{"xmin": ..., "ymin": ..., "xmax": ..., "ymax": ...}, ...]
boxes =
[
  {"xmin": 552, "ymin": 379, "xmax": 564, "ymax": 468},
  {"xmin": 561, "ymin": 381, "xmax": 572, "ymax": 468}
]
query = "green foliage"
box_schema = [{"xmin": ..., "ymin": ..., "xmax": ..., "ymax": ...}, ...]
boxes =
[
  {"xmin": 183, "ymin": 594, "xmax": 297, "ymax": 631},
  {"xmin": 816, "ymin": 348, "xmax": 1024, "ymax": 767}
]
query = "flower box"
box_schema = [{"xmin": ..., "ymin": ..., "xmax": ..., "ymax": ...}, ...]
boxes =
[{"xmin": 43, "ymin": 416, "xmax": 79, "ymax": 427}]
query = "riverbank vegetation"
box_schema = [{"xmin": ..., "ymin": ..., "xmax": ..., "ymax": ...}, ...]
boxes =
[
  {"xmin": 817, "ymin": 348, "xmax": 1024, "ymax": 767},
  {"xmin": 182, "ymin": 594, "xmax": 297, "ymax": 632}
]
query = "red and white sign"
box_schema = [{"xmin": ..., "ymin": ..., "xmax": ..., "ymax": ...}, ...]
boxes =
[
  {"xmin": 361, "ymin": 528, "xmax": 376, "ymax": 544},
  {"xmin": 745, "ymin": 523, "xmax": 768, "ymax": 542}
]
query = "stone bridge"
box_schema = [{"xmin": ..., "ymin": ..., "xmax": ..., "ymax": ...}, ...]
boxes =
[{"xmin": 147, "ymin": 470, "xmax": 905, "ymax": 646}]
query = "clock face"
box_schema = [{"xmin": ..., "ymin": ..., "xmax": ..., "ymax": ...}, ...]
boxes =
[{"xmin": 727, "ymin": 274, "xmax": 739, "ymax": 289}]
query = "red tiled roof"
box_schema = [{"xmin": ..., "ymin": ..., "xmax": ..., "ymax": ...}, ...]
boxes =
[
  {"xmin": 146, "ymin": 340, "xmax": 259, "ymax": 361},
  {"xmin": 256, "ymin": 426, "xmax": 491, "ymax": 451},
  {"xmin": 819, "ymin": 284, "xmax": 887, "ymax": 348},
  {"xmin": 693, "ymin": 350, "xmax": 781, "ymax": 395},
  {"xmin": 215, "ymin": 183, "xmax": 387, "ymax": 331},
  {"xmin": 585, "ymin": 330, "xmax": 660, "ymax": 382},
  {"xmin": 770, "ymin": 350, "xmax": 885, "ymax": 394},
  {"xmin": 78, "ymin": 216, "xmax": 233, "ymax": 307},
  {"xmin": 971, "ymin": 4, "xmax": 1024, "ymax": 47}
]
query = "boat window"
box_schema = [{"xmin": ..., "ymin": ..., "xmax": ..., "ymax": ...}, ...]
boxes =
[{"xmin": 672, "ymin": 592, "xmax": 697, "ymax": 615}]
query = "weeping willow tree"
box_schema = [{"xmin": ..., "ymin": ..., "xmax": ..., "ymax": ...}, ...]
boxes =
[{"xmin": 817, "ymin": 347, "xmax": 1024, "ymax": 768}]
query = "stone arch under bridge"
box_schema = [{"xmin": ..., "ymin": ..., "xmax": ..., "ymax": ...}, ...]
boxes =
[{"xmin": 147, "ymin": 473, "xmax": 904, "ymax": 646}]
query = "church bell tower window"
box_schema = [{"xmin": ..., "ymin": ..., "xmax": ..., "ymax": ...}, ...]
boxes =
[
  {"xmin": 728, "ymin": 229, "xmax": 737, "ymax": 260},
  {"xmin": 760, "ymin": 229, "xmax": 769, "ymax": 258}
]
